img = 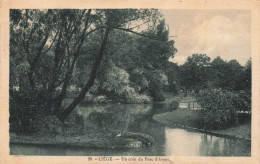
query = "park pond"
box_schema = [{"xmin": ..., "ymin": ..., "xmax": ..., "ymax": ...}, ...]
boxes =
[{"xmin": 10, "ymin": 103, "xmax": 251, "ymax": 156}]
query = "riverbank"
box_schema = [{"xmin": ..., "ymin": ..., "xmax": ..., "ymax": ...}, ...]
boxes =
[
  {"xmin": 10, "ymin": 115, "xmax": 155, "ymax": 149},
  {"xmin": 153, "ymin": 109, "xmax": 251, "ymax": 140},
  {"xmin": 10, "ymin": 128, "xmax": 155, "ymax": 149},
  {"xmin": 10, "ymin": 131, "xmax": 154, "ymax": 149}
]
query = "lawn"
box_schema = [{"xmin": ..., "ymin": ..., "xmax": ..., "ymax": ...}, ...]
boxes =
[
  {"xmin": 163, "ymin": 93, "xmax": 196, "ymax": 104},
  {"xmin": 153, "ymin": 109, "xmax": 251, "ymax": 140}
]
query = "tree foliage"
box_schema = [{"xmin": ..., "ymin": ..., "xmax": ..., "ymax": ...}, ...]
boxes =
[
  {"xmin": 196, "ymin": 88, "xmax": 249, "ymax": 130},
  {"xmin": 180, "ymin": 54, "xmax": 211, "ymax": 92},
  {"xmin": 178, "ymin": 55, "xmax": 251, "ymax": 94},
  {"xmin": 10, "ymin": 9, "xmax": 173, "ymax": 128},
  {"xmin": 78, "ymin": 20, "xmax": 176, "ymax": 102}
]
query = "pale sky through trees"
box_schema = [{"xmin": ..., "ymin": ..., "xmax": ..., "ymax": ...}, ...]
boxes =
[{"xmin": 162, "ymin": 10, "xmax": 251, "ymax": 65}]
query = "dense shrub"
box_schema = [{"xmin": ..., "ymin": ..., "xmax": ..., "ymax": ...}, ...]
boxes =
[
  {"xmin": 149, "ymin": 86, "xmax": 165, "ymax": 102},
  {"xmin": 170, "ymin": 100, "xmax": 179, "ymax": 110},
  {"xmin": 9, "ymin": 96, "xmax": 46, "ymax": 134},
  {"xmin": 92, "ymin": 95, "xmax": 110, "ymax": 104},
  {"xmin": 232, "ymin": 90, "xmax": 251, "ymax": 112},
  {"xmin": 125, "ymin": 93, "xmax": 151, "ymax": 104},
  {"xmin": 196, "ymin": 88, "xmax": 251, "ymax": 130}
]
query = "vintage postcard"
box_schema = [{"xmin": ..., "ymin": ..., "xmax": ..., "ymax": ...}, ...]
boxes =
[{"xmin": 0, "ymin": 0, "xmax": 260, "ymax": 164}]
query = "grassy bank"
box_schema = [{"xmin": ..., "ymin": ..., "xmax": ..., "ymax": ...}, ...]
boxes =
[
  {"xmin": 153, "ymin": 109, "xmax": 251, "ymax": 140},
  {"xmin": 10, "ymin": 131, "xmax": 154, "ymax": 149}
]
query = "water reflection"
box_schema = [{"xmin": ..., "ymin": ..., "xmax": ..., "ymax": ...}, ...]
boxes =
[
  {"xmin": 10, "ymin": 103, "xmax": 251, "ymax": 156},
  {"xmin": 75, "ymin": 104, "xmax": 153, "ymax": 135},
  {"xmin": 165, "ymin": 128, "xmax": 250, "ymax": 156}
]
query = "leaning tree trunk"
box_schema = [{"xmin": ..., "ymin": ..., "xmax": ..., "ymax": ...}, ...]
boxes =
[{"xmin": 58, "ymin": 28, "xmax": 110, "ymax": 122}]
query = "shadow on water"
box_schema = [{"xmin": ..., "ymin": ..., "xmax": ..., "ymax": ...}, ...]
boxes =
[{"xmin": 10, "ymin": 103, "xmax": 251, "ymax": 156}]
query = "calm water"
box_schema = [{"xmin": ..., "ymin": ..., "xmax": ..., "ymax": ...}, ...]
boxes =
[{"xmin": 10, "ymin": 103, "xmax": 251, "ymax": 156}]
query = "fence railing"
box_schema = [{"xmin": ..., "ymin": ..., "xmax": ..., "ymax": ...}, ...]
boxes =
[
  {"xmin": 178, "ymin": 101, "xmax": 201, "ymax": 110},
  {"xmin": 178, "ymin": 101, "xmax": 251, "ymax": 114}
]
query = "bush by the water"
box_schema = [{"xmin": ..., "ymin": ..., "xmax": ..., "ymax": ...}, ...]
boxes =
[
  {"xmin": 196, "ymin": 88, "xmax": 251, "ymax": 130},
  {"xmin": 170, "ymin": 100, "xmax": 179, "ymax": 110},
  {"xmin": 9, "ymin": 96, "xmax": 47, "ymax": 134}
]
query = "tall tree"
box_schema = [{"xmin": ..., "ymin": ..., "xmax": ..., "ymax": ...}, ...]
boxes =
[
  {"xmin": 210, "ymin": 56, "xmax": 225, "ymax": 84},
  {"xmin": 10, "ymin": 9, "xmax": 164, "ymax": 123},
  {"xmin": 225, "ymin": 59, "xmax": 244, "ymax": 91},
  {"xmin": 180, "ymin": 54, "xmax": 211, "ymax": 92},
  {"xmin": 58, "ymin": 9, "xmax": 164, "ymax": 121},
  {"xmin": 243, "ymin": 59, "xmax": 251, "ymax": 92}
]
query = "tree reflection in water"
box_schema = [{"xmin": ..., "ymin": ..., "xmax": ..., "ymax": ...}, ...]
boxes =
[
  {"xmin": 165, "ymin": 128, "xmax": 250, "ymax": 156},
  {"xmin": 10, "ymin": 104, "xmax": 250, "ymax": 156},
  {"xmin": 75, "ymin": 104, "xmax": 152, "ymax": 136},
  {"xmin": 199, "ymin": 133, "xmax": 250, "ymax": 156}
]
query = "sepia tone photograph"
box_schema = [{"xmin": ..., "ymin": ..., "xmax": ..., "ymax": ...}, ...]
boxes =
[
  {"xmin": 1, "ymin": 0, "xmax": 260, "ymax": 163},
  {"xmin": 8, "ymin": 8, "xmax": 251, "ymax": 156}
]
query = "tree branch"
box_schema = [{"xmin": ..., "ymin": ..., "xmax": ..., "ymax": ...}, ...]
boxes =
[
  {"xmin": 28, "ymin": 30, "xmax": 50, "ymax": 89},
  {"xmin": 73, "ymin": 9, "xmax": 92, "ymax": 57},
  {"xmin": 26, "ymin": 24, "xmax": 37, "ymax": 50},
  {"xmin": 42, "ymin": 30, "xmax": 59, "ymax": 54},
  {"xmin": 58, "ymin": 28, "xmax": 110, "ymax": 122},
  {"xmin": 113, "ymin": 27, "xmax": 164, "ymax": 42}
]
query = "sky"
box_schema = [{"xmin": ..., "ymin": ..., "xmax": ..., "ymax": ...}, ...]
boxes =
[{"xmin": 161, "ymin": 10, "xmax": 251, "ymax": 66}]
